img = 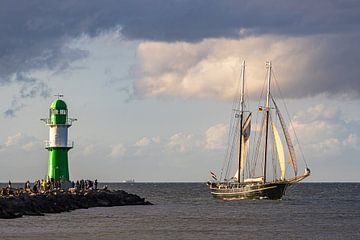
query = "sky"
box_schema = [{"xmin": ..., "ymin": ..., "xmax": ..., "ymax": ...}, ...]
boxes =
[{"xmin": 0, "ymin": 0, "xmax": 359, "ymax": 182}]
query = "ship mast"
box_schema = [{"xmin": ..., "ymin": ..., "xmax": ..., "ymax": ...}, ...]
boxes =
[
  {"xmin": 263, "ymin": 61, "xmax": 272, "ymax": 183},
  {"xmin": 238, "ymin": 61, "xmax": 245, "ymax": 183}
]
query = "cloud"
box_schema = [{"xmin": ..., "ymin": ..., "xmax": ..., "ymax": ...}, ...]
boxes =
[
  {"xmin": 4, "ymin": 77, "xmax": 52, "ymax": 117},
  {"xmin": 204, "ymin": 124, "xmax": 227, "ymax": 150},
  {"xmin": 151, "ymin": 136, "xmax": 161, "ymax": 144},
  {"xmin": 2, "ymin": 1, "xmax": 357, "ymax": 82},
  {"xmin": 134, "ymin": 137, "xmax": 151, "ymax": 147},
  {"xmin": 5, "ymin": 133, "xmax": 24, "ymax": 147},
  {"xmin": 4, "ymin": 105, "xmax": 25, "ymax": 119},
  {"xmin": 135, "ymin": 33, "xmax": 360, "ymax": 100},
  {"xmin": 0, "ymin": 1, "xmax": 358, "ymax": 114},
  {"xmin": 3, "ymin": 132, "xmax": 39, "ymax": 151},
  {"xmin": 292, "ymin": 104, "xmax": 360, "ymax": 157},
  {"xmin": 166, "ymin": 133, "xmax": 195, "ymax": 153},
  {"xmin": 109, "ymin": 143, "xmax": 127, "ymax": 159},
  {"xmin": 344, "ymin": 134, "xmax": 359, "ymax": 149},
  {"xmin": 293, "ymin": 104, "xmax": 340, "ymax": 123},
  {"xmin": 82, "ymin": 144, "xmax": 95, "ymax": 156},
  {"xmin": 22, "ymin": 142, "xmax": 36, "ymax": 152},
  {"xmin": 0, "ymin": 0, "xmax": 357, "ymax": 121},
  {"xmin": 134, "ymin": 136, "xmax": 161, "ymax": 147}
]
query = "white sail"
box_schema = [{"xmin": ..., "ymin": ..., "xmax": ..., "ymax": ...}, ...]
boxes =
[
  {"xmin": 272, "ymin": 122, "xmax": 286, "ymax": 180},
  {"xmin": 240, "ymin": 136, "xmax": 247, "ymax": 176},
  {"xmin": 233, "ymin": 139, "xmax": 244, "ymax": 180},
  {"xmin": 234, "ymin": 114, "xmax": 251, "ymax": 180},
  {"xmin": 233, "ymin": 137, "xmax": 248, "ymax": 180},
  {"xmin": 233, "ymin": 170, "xmax": 238, "ymax": 180}
]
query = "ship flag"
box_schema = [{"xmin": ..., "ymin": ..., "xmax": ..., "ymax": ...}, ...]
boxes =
[{"xmin": 210, "ymin": 171, "xmax": 217, "ymax": 180}]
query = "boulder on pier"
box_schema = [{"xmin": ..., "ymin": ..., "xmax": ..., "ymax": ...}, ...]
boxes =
[{"xmin": 0, "ymin": 189, "xmax": 152, "ymax": 219}]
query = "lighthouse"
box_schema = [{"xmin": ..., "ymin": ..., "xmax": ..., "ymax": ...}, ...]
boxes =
[{"xmin": 41, "ymin": 95, "xmax": 76, "ymax": 182}]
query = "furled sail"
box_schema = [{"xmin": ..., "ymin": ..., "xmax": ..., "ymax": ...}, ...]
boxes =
[
  {"xmin": 272, "ymin": 122, "xmax": 285, "ymax": 180},
  {"xmin": 233, "ymin": 114, "xmax": 252, "ymax": 180},
  {"xmin": 272, "ymin": 98, "xmax": 298, "ymax": 176}
]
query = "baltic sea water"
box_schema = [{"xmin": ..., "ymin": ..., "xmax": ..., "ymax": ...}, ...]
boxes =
[{"xmin": 0, "ymin": 183, "xmax": 359, "ymax": 239}]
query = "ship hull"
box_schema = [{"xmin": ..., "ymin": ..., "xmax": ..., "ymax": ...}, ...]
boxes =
[{"xmin": 209, "ymin": 182, "xmax": 289, "ymax": 200}]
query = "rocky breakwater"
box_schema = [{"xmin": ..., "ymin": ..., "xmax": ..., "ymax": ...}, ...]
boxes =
[{"xmin": 0, "ymin": 189, "xmax": 152, "ymax": 219}]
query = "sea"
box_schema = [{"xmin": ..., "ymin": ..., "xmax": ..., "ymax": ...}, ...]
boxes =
[{"xmin": 0, "ymin": 183, "xmax": 359, "ymax": 240}]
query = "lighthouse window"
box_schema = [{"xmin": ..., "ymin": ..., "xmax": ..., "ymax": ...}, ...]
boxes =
[
  {"xmin": 51, "ymin": 109, "xmax": 59, "ymax": 115},
  {"xmin": 60, "ymin": 109, "xmax": 67, "ymax": 115}
]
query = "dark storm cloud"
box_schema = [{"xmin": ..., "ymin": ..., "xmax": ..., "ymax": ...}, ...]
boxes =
[
  {"xmin": 0, "ymin": 0, "xmax": 359, "ymax": 113},
  {"xmin": 3, "ymin": 74, "xmax": 51, "ymax": 118},
  {"xmin": 293, "ymin": 33, "xmax": 360, "ymax": 98},
  {"xmin": 2, "ymin": 0, "xmax": 359, "ymax": 81}
]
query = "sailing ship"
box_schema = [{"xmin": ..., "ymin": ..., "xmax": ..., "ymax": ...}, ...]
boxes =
[{"xmin": 208, "ymin": 61, "xmax": 310, "ymax": 200}]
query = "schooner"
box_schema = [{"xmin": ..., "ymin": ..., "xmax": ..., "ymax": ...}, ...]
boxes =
[{"xmin": 208, "ymin": 61, "xmax": 310, "ymax": 200}]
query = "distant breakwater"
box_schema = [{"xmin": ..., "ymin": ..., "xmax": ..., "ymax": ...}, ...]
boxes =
[{"xmin": 0, "ymin": 189, "xmax": 152, "ymax": 219}]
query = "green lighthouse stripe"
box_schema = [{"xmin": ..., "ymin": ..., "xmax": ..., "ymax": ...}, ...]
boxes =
[{"xmin": 48, "ymin": 148, "xmax": 70, "ymax": 181}]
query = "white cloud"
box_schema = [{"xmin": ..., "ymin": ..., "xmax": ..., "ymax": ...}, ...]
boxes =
[
  {"xmin": 344, "ymin": 134, "xmax": 359, "ymax": 149},
  {"xmin": 204, "ymin": 123, "xmax": 227, "ymax": 150},
  {"xmin": 3, "ymin": 132, "xmax": 38, "ymax": 151},
  {"xmin": 134, "ymin": 136, "xmax": 161, "ymax": 148},
  {"xmin": 151, "ymin": 136, "xmax": 161, "ymax": 144},
  {"xmin": 82, "ymin": 144, "xmax": 95, "ymax": 156},
  {"xmin": 109, "ymin": 143, "xmax": 127, "ymax": 159},
  {"xmin": 21, "ymin": 141, "xmax": 36, "ymax": 151},
  {"xmin": 132, "ymin": 136, "xmax": 162, "ymax": 156},
  {"xmin": 166, "ymin": 133, "xmax": 194, "ymax": 153},
  {"xmin": 311, "ymin": 138, "xmax": 342, "ymax": 156},
  {"xmin": 5, "ymin": 133, "xmax": 23, "ymax": 147},
  {"xmin": 292, "ymin": 104, "xmax": 360, "ymax": 157},
  {"xmin": 136, "ymin": 33, "xmax": 360, "ymax": 101},
  {"xmin": 134, "ymin": 137, "xmax": 151, "ymax": 147},
  {"xmin": 135, "ymin": 35, "xmax": 325, "ymax": 100},
  {"xmin": 293, "ymin": 104, "xmax": 340, "ymax": 123}
]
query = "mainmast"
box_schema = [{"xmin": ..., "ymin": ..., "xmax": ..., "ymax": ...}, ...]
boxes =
[
  {"xmin": 263, "ymin": 61, "xmax": 272, "ymax": 183},
  {"xmin": 238, "ymin": 60, "xmax": 245, "ymax": 183}
]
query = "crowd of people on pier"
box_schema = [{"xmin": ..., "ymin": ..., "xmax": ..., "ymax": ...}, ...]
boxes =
[{"xmin": 0, "ymin": 179, "xmax": 103, "ymax": 196}]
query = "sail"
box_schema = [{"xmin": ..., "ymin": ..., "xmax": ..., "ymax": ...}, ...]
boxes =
[
  {"xmin": 241, "ymin": 137, "xmax": 248, "ymax": 176},
  {"xmin": 272, "ymin": 122, "xmax": 286, "ymax": 180},
  {"xmin": 272, "ymin": 98, "xmax": 298, "ymax": 176},
  {"xmin": 234, "ymin": 114, "xmax": 251, "ymax": 180},
  {"xmin": 243, "ymin": 113, "xmax": 251, "ymax": 141},
  {"xmin": 233, "ymin": 138, "xmax": 246, "ymax": 181},
  {"xmin": 241, "ymin": 114, "xmax": 251, "ymax": 176}
]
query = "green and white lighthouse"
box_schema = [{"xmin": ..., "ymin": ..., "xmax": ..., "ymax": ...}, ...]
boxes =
[{"xmin": 41, "ymin": 95, "xmax": 77, "ymax": 182}]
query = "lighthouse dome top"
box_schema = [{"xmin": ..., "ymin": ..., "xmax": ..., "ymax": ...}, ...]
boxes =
[{"xmin": 50, "ymin": 99, "xmax": 67, "ymax": 110}]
